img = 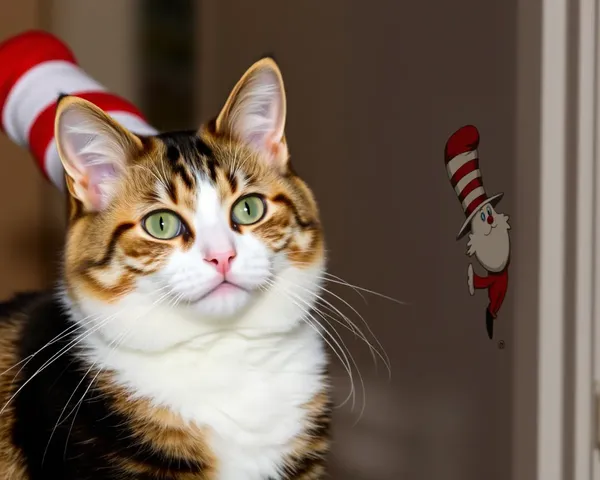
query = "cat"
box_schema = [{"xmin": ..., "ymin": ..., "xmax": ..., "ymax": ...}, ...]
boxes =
[{"xmin": 0, "ymin": 57, "xmax": 331, "ymax": 479}]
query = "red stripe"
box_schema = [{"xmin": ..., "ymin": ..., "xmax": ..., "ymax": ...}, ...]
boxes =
[
  {"xmin": 444, "ymin": 125, "xmax": 480, "ymax": 163},
  {"xmin": 465, "ymin": 194, "xmax": 487, "ymax": 216},
  {"xmin": 457, "ymin": 178, "xmax": 484, "ymax": 203},
  {"xmin": 450, "ymin": 159, "xmax": 479, "ymax": 186},
  {"xmin": 0, "ymin": 31, "xmax": 77, "ymax": 129},
  {"xmin": 28, "ymin": 91, "xmax": 148, "ymax": 176}
]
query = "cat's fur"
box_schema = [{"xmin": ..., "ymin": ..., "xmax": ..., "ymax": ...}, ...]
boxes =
[{"xmin": 0, "ymin": 58, "xmax": 331, "ymax": 479}]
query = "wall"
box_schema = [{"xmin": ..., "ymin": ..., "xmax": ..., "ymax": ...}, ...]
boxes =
[
  {"xmin": 0, "ymin": 2, "xmax": 62, "ymax": 296},
  {"xmin": 196, "ymin": 1, "xmax": 516, "ymax": 479}
]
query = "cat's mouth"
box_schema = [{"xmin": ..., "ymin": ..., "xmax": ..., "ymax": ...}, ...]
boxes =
[{"xmin": 185, "ymin": 280, "xmax": 249, "ymax": 304}]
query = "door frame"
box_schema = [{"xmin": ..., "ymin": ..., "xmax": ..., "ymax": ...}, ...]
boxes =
[
  {"xmin": 576, "ymin": 0, "xmax": 597, "ymax": 479},
  {"xmin": 512, "ymin": 0, "xmax": 597, "ymax": 478}
]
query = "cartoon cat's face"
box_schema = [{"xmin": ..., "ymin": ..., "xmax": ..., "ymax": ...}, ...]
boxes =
[
  {"xmin": 55, "ymin": 58, "xmax": 324, "ymax": 350},
  {"xmin": 467, "ymin": 202, "xmax": 510, "ymax": 272}
]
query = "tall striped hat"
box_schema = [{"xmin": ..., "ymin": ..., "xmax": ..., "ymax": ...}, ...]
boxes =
[
  {"xmin": 444, "ymin": 125, "xmax": 503, "ymax": 240},
  {"xmin": 0, "ymin": 30, "xmax": 158, "ymax": 191}
]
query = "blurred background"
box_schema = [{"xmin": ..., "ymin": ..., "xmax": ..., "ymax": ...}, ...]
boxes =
[{"xmin": 0, "ymin": 1, "xmax": 546, "ymax": 479}]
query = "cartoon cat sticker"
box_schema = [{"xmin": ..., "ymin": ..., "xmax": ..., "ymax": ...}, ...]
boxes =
[{"xmin": 444, "ymin": 125, "xmax": 511, "ymax": 340}]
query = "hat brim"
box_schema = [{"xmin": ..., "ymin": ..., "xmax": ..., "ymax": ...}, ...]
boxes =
[{"xmin": 456, "ymin": 192, "xmax": 504, "ymax": 240}]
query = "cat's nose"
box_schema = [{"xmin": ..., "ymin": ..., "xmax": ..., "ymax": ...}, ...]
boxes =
[
  {"xmin": 487, "ymin": 215, "xmax": 494, "ymax": 225},
  {"xmin": 204, "ymin": 250, "xmax": 237, "ymax": 275}
]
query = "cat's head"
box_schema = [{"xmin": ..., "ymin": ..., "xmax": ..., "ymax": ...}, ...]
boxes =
[{"xmin": 55, "ymin": 58, "xmax": 325, "ymax": 350}]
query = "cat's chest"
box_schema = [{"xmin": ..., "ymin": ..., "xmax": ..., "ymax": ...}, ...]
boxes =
[{"xmin": 95, "ymin": 330, "xmax": 326, "ymax": 480}]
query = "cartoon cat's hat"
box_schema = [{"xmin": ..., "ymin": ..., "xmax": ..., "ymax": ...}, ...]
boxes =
[
  {"xmin": 0, "ymin": 30, "xmax": 157, "ymax": 190},
  {"xmin": 444, "ymin": 125, "xmax": 504, "ymax": 240}
]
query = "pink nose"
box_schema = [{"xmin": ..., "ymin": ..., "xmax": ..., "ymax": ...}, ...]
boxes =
[
  {"xmin": 204, "ymin": 250, "xmax": 236, "ymax": 275},
  {"xmin": 487, "ymin": 215, "xmax": 494, "ymax": 225}
]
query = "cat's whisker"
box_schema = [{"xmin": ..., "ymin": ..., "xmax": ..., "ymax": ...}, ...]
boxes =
[
  {"xmin": 316, "ymin": 295, "xmax": 389, "ymax": 375},
  {"xmin": 291, "ymin": 261, "xmax": 409, "ymax": 305},
  {"xmin": 4, "ymin": 285, "xmax": 157, "ymax": 382},
  {"xmin": 294, "ymin": 270, "xmax": 392, "ymax": 359},
  {"xmin": 1, "ymin": 309, "xmax": 106, "ymax": 381},
  {"xmin": 60, "ymin": 289, "xmax": 172, "ymax": 460},
  {"xmin": 272, "ymin": 275, "xmax": 376, "ymax": 422},
  {"xmin": 319, "ymin": 276, "xmax": 408, "ymax": 306},
  {"xmin": 311, "ymin": 304, "xmax": 382, "ymax": 366},
  {"xmin": 278, "ymin": 275, "xmax": 391, "ymax": 375},
  {"xmin": 315, "ymin": 285, "xmax": 391, "ymax": 374},
  {"xmin": 272, "ymin": 279, "xmax": 370, "ymax": 410},
  {"xmin": 0, "ymin": 310, "xmax": 124, "ymax": 418},
  {"xmin": 43, "ymin": 288, "xmax": 176, "ymax": 461},
  {"xmin": 264, "ymin": 278, "xmax": 362, "ymax": 411},
  {"xmin": 262, "ymin": 268, "xmax": 379, "ymax": 363}
]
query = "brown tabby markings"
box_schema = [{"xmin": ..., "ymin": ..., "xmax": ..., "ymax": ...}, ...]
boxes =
[
  {"xmin": 93, "ymin": 373, "xmax": 216, "ymax": 479},
  {"xmin": 0, "ymin": 311, "xmax": 34, "ymax": 478},
  {"xmin": 89, "ymin": 373, "xmax": 331, "ymax": 480},
  {"xmin": 0, "ymin": 302, "xmax": 327, "ymax": 479},
  {"xmin": 282, "ymin": 389, "xmax": 332, "ymax": 479}
]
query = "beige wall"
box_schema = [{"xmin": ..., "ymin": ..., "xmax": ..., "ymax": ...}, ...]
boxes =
[
  {"xmin": 197, "ymin": 1, "xmax": 517, "ymax": 478},
  {"xmin": 0, "ymin": 2, "xmax": 63, "ymax": 295},
  {"xmin": 46, "ymin": 0, "xmax": 141, "ymax": 106}
]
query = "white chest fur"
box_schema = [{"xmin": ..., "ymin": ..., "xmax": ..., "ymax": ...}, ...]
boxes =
[{"xmin": 82, "ymin": 322, "xmax": 326, "ymax": 480}]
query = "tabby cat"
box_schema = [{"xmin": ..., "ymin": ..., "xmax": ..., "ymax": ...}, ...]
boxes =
[{"xmin": 0, "ymin": 58, "xmax": 330, "ymax": 479}]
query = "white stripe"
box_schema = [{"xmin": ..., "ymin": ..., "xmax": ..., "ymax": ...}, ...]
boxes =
[
  {"xmin": 43, "ymin": 110, "xmax": 158, "ymax": 191},
  {"xmin": 446, "ymin": 150, "xmax": 477, "ymax": 177},
  {"xmin": 108, "ymin": 111, "xmax": 158, "ymax": 136},
  {"xmin": 454, "ymin": 169, "xmax": 481, "ymax": 196},
  {"xmin": 44, "ymin": 140, "xmax": 65, "ymax": 192},
  {"xmin": 460, "ymin": 186, "xmax": 485, "ymax": 211},
  {"xmin": 3, "ymin": 60, "xmax": 106, "ymax": 146}
]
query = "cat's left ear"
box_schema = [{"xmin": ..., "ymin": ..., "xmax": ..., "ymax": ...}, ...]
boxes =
[
  {"xmin": 214, "ymin": 57, "xmax": 288, "ymax": 168},
  {"xmin": 55, "ymin": 96, "xmax": 144, "ymax": 212}
]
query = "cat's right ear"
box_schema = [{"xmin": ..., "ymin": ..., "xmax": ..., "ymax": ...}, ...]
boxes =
[
  {"xmin": 214, "ymin": 58, "xmax": 288, "ymax": 169},
  {"xmin": 54, "ymin": 96, "xmax": 144, "ymax": 212}
]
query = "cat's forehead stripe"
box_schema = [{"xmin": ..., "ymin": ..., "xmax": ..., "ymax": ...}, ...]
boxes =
[
  {"xmin": 206, "ymin": 157, "xmax": 218, "ymax": 183},
  {"xmin": 227, "ymin": 171, "xmax": 238, "ymax": 193},
  {"xmin": 166, "ymin": 145, "xmax": 179, "ymax": 163}
]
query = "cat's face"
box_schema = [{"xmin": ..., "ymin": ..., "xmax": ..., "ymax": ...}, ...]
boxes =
[{"xmin": 55, "ymin": 58, "xmax": 324, "ymax": 350}]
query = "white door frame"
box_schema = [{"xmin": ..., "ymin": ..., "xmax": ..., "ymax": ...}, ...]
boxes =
[
  {"xmin": 537, "ymin": 0, "xmax": 568, "ymax": 477},
  {"xmin": 576, "ymin": 0, "xmax": 597, "ymax": 478},
  {"xmin": 513, "ymin": 0, "xmax": 599, "ymax": 478}
]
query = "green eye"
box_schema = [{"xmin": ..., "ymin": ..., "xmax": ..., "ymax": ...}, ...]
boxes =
[
  {"xmin": 231, "ymin": 195, "xmax": 266, "ymax": 225},
  {"xmin": 143, "ymin": 211, "xmax": 182, "ymax": 239}
]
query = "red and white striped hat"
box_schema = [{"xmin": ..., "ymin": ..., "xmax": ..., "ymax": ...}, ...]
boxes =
[
  {"xmin": 444, "ymin": 125, "xmax": 503, "ymax": 239},
  {"xmin": 0, "ymin": 30, "xmax": 157, "ymax": 191}
]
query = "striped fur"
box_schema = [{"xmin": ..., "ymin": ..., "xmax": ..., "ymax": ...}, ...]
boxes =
[{"xmin": 0, "ymin": 58, "xmax": 330, "ymax": 479}]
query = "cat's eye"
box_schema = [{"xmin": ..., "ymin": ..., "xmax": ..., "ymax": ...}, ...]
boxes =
[
  {"xmin": 231, "ymin": 194, "xmax": 266, "ymax": 226},
  {"xmin": 143, "ymin": 210, "xmax": 183, "ymax": 240},
  {"xmin": 480, "ymin": 212, "xmax": 486, "ymax": 221}
]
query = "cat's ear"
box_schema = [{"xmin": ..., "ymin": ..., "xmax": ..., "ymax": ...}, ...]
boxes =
[
  {"xmin": 55, "ymin": 96, "xmax": 144, "ymax": 211},
  {"xmin": 215, "ymin": 57, "xmax": 288, "ymax": 167}
]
